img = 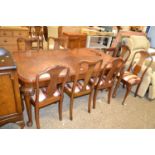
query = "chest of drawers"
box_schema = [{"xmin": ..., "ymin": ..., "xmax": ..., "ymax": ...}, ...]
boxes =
[{"xmin": 0, "ymin": 27, "xmax": 29, "ymax": 52}]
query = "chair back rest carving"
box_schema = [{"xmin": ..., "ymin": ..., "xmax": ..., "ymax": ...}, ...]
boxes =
[
  {"xmin": 127, "ymin": 51, "xmax": 153, "ymax": 77},
  {"xmin": 35, "ymin": 66, "xmax": 69, "ymax": 102},
  {"xmin": 98, "ymin": 58, "xmax": 124, "ymax": 87},
  {"xmin": 73, "ymin": 59, "xmax": 103, "ymax": 91}
]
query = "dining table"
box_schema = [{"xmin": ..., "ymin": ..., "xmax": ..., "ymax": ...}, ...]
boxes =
[{"xmin": 12, "ymin": 48, "xmax": 114, "ymax": 126}]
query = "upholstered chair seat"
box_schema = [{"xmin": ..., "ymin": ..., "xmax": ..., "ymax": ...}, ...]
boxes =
[
  {"xmin": 65, "ymin": 80, "xmax": 91, "ymax": 94},
  {"xmin": 90, "ymin": 76, "xmax": 112, "ymax": 87},
  {"xmin": 31, "ymin": 88, "xmax": 61, "ymax": 103},
  {"xmin": 122, "ymin": 71, "xmax": 141, "ymax": 85}
]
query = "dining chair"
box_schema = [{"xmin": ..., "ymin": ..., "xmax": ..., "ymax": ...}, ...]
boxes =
[
  {"xmin": 30, "ymin": 65, "xmax": 69, "ymax": 129},
  {"xmin": 112, "ymin": 44, "xmax": 131, "ymax": 97},
  {"xmin": 17, "ymin": 38, "xmax": 32, "ymax": 52},
  {"xmin": 30, "ymin": 26, "xmax": 44, "ymax": 50},
  {"xmin": 103, "ymin": 42, "xmax": 131, "ymax": 59},
  {"xmin": 116, "ymin": 51, "xmax": 153, "ymax": 105},
  {"xmin": 93, "ymin": 58, "xmax": 124, "ymax": 109},
  {"xmin": 47, "ymin": 37, "xmax": 68, "ymax": 50},
  {"xmin": 17, "ymin": 37, "xmax": 40, "ymax": 52},
  {"xmin": 64, "ymin": 59, "xmax": 103, "ymax": 120}
]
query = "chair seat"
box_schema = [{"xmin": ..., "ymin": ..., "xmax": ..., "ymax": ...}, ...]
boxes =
[
  {"xmin": 31, "ymin": 88, "xmax": 60, "ymax": 102},
  {"xmin": 90, "ymin": 76, "xmax": 112, "ymax": 86},
  {"xmin": 122, "ymin": 71, "xmax": 141, "ymax": 85},
  {"xmin": 65, "ymin": 80, "xmax": 91, "ymax": 93}
]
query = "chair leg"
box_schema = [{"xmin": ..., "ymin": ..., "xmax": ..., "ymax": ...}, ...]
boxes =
[
  {"xmin": 134, "ymin": 83, "xmax": 141, "ymax": 97},
  {"xmin": 70, "ymin": 96, "xmax": 74, "ymax": 120},
  {"xmin": 88, "ymin": 91, "xmax": 93, "ymax": 113},
  {"xmin": 58, "ymin": 99, "xmax": 63, "ymax": 121},
  {"xmin": 108, "ymin": 87, "xmax": 112, "ymax": 104},
  {"xmin": 122, "ymin": 85, "xmax": 131, "ymax": 105},
  {"xmin": 112, "ymin": 78, "xmax": 121, "ymax": 98},
  {"xmin": 35, "ymin": 106, "xmax": 40, "ymax": 129},
  {"xmin": 93, "ymin": 89, "xmax": 98, "ymax": 109}
]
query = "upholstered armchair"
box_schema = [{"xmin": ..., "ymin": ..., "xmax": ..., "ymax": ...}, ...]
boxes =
[
  {"xmin": 123, "ymin": 35, "xmax": 155, "ymax": 100},
  {"xmin": 147, "ymin": 51, "xmax": 155, "ymax": 100}
]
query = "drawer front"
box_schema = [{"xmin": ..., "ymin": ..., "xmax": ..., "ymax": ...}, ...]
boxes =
[
  {"xmin": 13, "ymin": 30, "xmax": 29, "ymax": 37},
  {"xmin": 0, "ymin": 30, "xmax": 12, "ymax": 37},
  {"xmin": 0, "ymin": 37, "xmax": 17, "ymax": 45}
]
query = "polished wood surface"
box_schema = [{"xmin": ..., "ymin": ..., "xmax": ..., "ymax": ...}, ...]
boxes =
[
  {"xmin": 0, "ymin": 49, "xmax": 25, "ymax": 128},
  {"xmin": 12, "ymin": 48, "xmax": 114, "ymax": 126},
  {"xmin": 13, "ymin": 48, "xmax": 113, "ymax": 83}
]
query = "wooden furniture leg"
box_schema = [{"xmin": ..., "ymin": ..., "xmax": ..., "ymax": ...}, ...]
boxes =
[
  {"xmin": 58, "ymin": 99, "xmax": 63, "ymax": 121},
  {"xmin": 108, "ymin": 87, "xmax": 112, "ymax": 104},
  {"xmin": 16, "ymin": 120, "xmax": 25, "ymax": 129},
  {"xmin": 24, "ymin": 93, "xmax": 33, "ymax": 127},
  {"xmin": 122, "ymin": 85, "xmax": 132, "ymax": 105},
  {"xmin": 88, "ymin": 91, "xmax": 93, "ymax": 113},
  {"xmin": 70, "ymin": 96, "xmax": 74, "ymax": 120},
  {"xmin": 35, "ymin": 106, "xmax": 40, "ymax": 129},
  {"xmin": 112, "ymin": 76, "xmax": 121, "ymax": 98},
  {"xmin": 93, "ymin": 89, "xmax": 98, "ymax": 109},
  {"xmin": 134, "ymin": 82, "xmax": 141, "ymax": 97}
]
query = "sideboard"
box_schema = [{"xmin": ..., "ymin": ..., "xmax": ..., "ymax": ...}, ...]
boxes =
[{"xmin": 0, "ymin": 48, "xmax": 25, "ymax": 128}]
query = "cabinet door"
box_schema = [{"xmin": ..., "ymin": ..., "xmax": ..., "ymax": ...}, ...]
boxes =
[{"xmin": 0, "ymin": 72, "xmax": 17, "ymax": 116}]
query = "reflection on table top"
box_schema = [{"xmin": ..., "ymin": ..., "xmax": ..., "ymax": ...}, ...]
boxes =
[{"xmin": 12, "ymin": 48, "xmax": 113, "ymax": 83}]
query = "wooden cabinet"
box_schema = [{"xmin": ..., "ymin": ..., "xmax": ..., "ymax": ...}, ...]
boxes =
[
  {"xmin": 0, "ymin": 48, "xmax": 24, "ymax": 128},
  {"xmin": 0, "ymin": 27, "xmax": 29, "ymax": 52},
  {"xmin": 63, "ymin": 32, "xmax": 87, "ymax": 49}
]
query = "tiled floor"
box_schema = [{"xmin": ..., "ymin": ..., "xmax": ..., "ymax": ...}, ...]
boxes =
[{"xmin": 1, "ymin": 86, "xmax": 155, "ymax": 129}]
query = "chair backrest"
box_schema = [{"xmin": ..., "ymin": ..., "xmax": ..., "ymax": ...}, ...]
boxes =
[
  {"xmin": 127, "ymin": 51, "xmax": 153, "ymax": 77},
  {"xmin": 34, "ymin": 26, "xmax": 43, "ymax": 37},
  {"xmin": 17, "ymin": 38, "xmax": 32, "ymax": 52},
  {"xmin": 117, "ymin": 44, "xmax": 131, "ymax": 63},
  {"xmin": 47, "ymin": 37, "xmax": 68, "ymax": 50},
  {"xmin": 35, "ymin": 66, "xmax": 69, "ymax": 103},
  {"xmin": 73, "ymin": 59, "xmax": 103, "ymax": 92},
  {"xmin": 98, "ymin": 58, "xmax": 124, "ymax": 87}
]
